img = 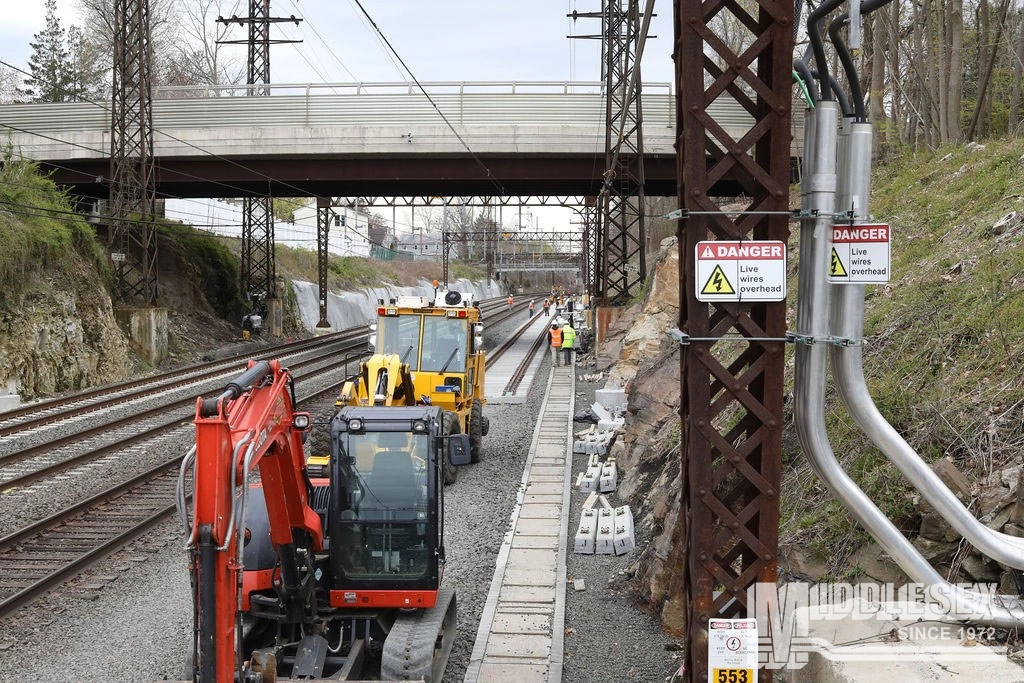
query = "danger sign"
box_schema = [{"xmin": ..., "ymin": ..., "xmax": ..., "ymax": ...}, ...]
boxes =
[
  {"xmin": 696, "ymin": 240, "xmax": 787, "ymax": 303},
  {"xmin": 829, "ymin": 223, "xmax": 891, "ymax": 284}
]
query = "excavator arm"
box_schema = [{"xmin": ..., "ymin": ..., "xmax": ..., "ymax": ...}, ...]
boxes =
[{"xmin": 186, "ymin": 360, "xmax": 322, "ymax": 682}]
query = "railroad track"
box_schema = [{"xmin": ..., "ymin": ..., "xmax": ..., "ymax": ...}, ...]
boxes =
[
  {"xmin": 0, "ymin": 329, "xmax": 362, "ymax": 440},
  {"xmin": 0, "ymin": 373, "xmax": 345, "ymax": 621},
  {"xmin": 0, "ymin": 347, "xmax": 365, "ymax": 496},
  {"xmin": 0, "ymin": 293, "xmax": 530, "ymax": 619}
]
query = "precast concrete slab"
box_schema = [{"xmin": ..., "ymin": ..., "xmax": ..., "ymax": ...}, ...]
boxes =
[
  {"xmin": 465, "ymin": 366, "xmax": 574, "ymax": 683},
  {"xmin": 789, "ymin": 601, "xmax": 1024, "ymax": 682},
  {"xmin": 476, "ymin": 662, "xmax": 549, "ymax": 682}
]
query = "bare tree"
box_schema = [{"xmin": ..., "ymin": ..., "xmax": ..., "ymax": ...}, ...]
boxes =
[
  {"xmin": 170, "ymin": 0, "xmax": 244, "ymax": 89},
  {"xmin": 75, "ymin": 0, "xmax": 179, "ymax": 84}
]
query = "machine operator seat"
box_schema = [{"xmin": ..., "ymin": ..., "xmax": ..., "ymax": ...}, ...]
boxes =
[{"xmin": 367, "ymin": 450, "xmax": 420, "ymax": 519}]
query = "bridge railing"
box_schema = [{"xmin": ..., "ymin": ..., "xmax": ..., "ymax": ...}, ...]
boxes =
[
  {"xmin": 0, "ymin": 81, "xmax": 805, "ymax": 161},
  {"xmin": 0, "ymin": 81, "xmax": 679, "ymax": 133},
  {"xmin": 151, "ymin": 80, "xmax": 674, "ymax": 98}
]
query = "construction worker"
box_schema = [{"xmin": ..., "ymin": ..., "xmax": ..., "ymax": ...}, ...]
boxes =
[
  {"xmin": 561, "ymin": 322, "xmax": 576, "ymax": 366},
  {"xmin": 543, "ymin": 299, "xmax": 550, "ymax": 316},
  {"xmin": 507, "ymin": 294, "xmax": 514, "ymax": 309},
  {"xmin": 548, "ymin": 322, "xmax": 563, "ymax": 367},
  {"xmin": 529, "ymin": 300, "xmax": 536, "ymax": 318}
]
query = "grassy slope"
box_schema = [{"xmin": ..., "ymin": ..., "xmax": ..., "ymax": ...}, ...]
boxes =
[{"xmin": 782, "ymin": 139, "xmax": 1024, "ymax": 577}]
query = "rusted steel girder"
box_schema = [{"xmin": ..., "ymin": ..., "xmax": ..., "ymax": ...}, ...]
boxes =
[
  {"xmin": 598, "ymin": 0, "xmax": 647, "ymax": 304},
  {"xmin": 676, "ymin": 0, "xmax": 793, "ymax": 679},
  {"xmin": 315, "ymin": 198, "xmax": 333, "ymax": 329}
]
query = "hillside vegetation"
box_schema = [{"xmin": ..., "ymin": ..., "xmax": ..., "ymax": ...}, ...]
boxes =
[
  {"xmin": 0, "ymin": 153, "xmax": 108, "ymax": 290},
  {"xmin": 782, "ymin": 139, "xmax": 1024, "ymax": 576}
]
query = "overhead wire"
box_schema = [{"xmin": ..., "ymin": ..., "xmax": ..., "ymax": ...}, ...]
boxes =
[
  {"xmin": 1, "ymin": 9, "xmax": 587, "ymax": 247},
  {"xmin": 349, "ymin": 0, "xmax": 507, "ymax": 196},
  {"xmin": 287, "ymin": 0, "xmax": 361, "ymax": 82}
]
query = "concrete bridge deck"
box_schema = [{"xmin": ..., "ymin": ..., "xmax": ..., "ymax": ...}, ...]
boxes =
[{"xmin": 0, "ymin": 81, "xmax": 805, "ymax": 199}]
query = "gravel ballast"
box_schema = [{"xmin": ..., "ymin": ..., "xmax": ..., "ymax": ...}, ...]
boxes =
[{"xmin": 0, "ymin": 329, "xmax": 680, "ymax": 681}]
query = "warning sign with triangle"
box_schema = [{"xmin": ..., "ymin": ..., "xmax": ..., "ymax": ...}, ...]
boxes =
[
  {"xmin": 701, "ymin": 265, "xmax": 736, "ymax": 296},
  {"xmin": 830, "ymin": 248, "xmax": 848, "ymax": 277}
]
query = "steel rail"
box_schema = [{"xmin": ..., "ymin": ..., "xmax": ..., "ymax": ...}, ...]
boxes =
[
  {"xmin": 0, "ymin": 379, "xmax": 345, "ymax": 621},
  {"xmin": 0, "ymin": 346, "xmax": 364, "ymax": 492},
  {"xmin": 502, "ymin": 324, "xmax": 551, "ymax": 396},
  {"xmin": 0, "ymin": 329, "xmax": 356, "ymax": 435}
]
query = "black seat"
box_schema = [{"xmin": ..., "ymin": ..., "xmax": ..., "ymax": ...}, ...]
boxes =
[{"xmin": 366, "ymin": 451, "xmax": 418, "ymax": 518}]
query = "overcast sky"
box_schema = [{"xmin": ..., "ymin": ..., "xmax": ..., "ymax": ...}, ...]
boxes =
[
  {"xmin": 1, "ymin": 2, "xmax": 676, "ymax": 240},
  {"xmin": 2, "ymin": 1, "xmax": 677, "ymax": 87}
]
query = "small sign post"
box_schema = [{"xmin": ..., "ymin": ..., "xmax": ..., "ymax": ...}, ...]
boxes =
[{"xmin": 708, "ymin": 617, "xmax": 759, "ymax": 683}]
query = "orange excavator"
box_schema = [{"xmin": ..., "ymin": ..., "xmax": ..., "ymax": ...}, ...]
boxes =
[{"xmin": 179, "ymin": 359, "xmax": 470, "ymax": 681}]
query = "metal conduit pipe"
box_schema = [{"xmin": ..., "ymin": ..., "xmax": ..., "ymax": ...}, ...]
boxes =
[
  {"xmin": 795, "ymin": 100, "xmax": 1024, "ymax": 626},
  {"xmin": 826, "ymin": 0, "xmax": 1024, "ymax": 566},
  {"xmin": 829, "ymin": 131, "xmax": 1024, "ymax": 565}
]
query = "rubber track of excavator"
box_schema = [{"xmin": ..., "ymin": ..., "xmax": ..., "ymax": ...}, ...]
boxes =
[{"xmin": 380, "ymin": 585, "xmax": 456, "ymax": 682}]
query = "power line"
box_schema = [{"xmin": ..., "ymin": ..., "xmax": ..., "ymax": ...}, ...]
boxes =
[
  {"xmin": 287, "ymin": 0, "xmax": 360, "ymax": 82},
  {"xmin": 350, "ymin": 0, "xmax": 507, "ymax": 196}
]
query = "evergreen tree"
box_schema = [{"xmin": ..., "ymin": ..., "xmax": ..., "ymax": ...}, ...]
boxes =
[{"xmin": 22, "ymin": 0, "xmax": 73, "ymax": 102}]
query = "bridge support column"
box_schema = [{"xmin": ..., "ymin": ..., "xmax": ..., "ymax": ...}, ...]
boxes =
[
  {"xmin": 265, "ymin": 298, "xmax": 283, "ymax": 337},
  {"xmin": 113, "ymin": 305, "xmax": 168, "ymax": 366}
]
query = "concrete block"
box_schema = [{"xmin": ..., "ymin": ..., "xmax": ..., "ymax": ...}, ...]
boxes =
[
  {"xmin": 599, "ymin": 459, "xmax": 618, "ymax": 492},
  {"xmin": 590, "ymin": 402, "xmax": 613, "ymax": 422},
  {"xmin": 613, "ymin": 505, "xmax": 635, "ymax": 555},
  {"xmin": 574, "ymin": 508, "xmax": 598, "ymax": 554},
  {"xmin": 578, "ymin": 464, "xmax": 600, "ymax": 492},
  {"xmin": 595, "ymin": 507, "xmax": 615, "ymax": 554},
  {"xmin": 791, "ymin": 600, "xmax": 1021, "ymax": 682},
  {"xmin": 598, "ymin": 418, "xmax": 624, "ymax": 432},
  {"xmin": 595, "ymin": 387, "xmax": 627, "ymax": 412}
]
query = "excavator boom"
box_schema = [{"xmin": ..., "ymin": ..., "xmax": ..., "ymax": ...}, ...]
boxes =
[{"xmin": 187, "ymin": 360, "xmax": 318, "ymax": 682}]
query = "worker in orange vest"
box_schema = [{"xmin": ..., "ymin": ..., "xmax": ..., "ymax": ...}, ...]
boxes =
[
  {"xmin": 548, "ymin": 322, "xmax": 563, "ymax": 367},
  {"xmin": 507, "ymin": 294, "xmax": 514, "ymax": 309}
]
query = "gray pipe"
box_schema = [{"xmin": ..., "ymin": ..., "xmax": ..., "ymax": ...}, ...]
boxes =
[
  {"xmin": 829, "ymin": 123, "xmax": 1024, "ymax": 566},
  {"xmin": 793, "ymin": 101, "xmax": 1024, "ymax": 626}
]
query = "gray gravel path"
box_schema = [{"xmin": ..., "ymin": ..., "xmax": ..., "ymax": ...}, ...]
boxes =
[{"xmin": 0, "ymin": 326, "xmax": 680, "ymax": 682}]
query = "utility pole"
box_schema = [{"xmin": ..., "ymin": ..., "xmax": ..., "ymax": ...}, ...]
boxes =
[
  {"xmin": 217, "ymin": 2, "xmax": 301, "ymax": 334},
  {"xmin": 109, "ymin": 0, "xmax": 156, "ymax": 304}
]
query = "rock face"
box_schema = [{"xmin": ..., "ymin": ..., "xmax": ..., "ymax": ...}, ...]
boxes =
[
  {"xmin": 595, "ymin": 236, "xmax": 687, "ymax": 636},
  {"xmin": 600, "ymin": 238, "xmax": 1024, "ymax": 641},
  {"xmin": 0, "ymin": 255, "xmax": 133, "ymax": 401}
]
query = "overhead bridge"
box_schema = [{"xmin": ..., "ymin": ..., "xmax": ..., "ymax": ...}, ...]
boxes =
[{"xmin": 0, "ymin": 81, "xmax": 805, "ymax": 199}]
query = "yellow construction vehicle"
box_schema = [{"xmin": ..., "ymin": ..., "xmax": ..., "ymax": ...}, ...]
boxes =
[{"xmin": 338, "ymin": 286, "xmax": 489, "ymax": 483}]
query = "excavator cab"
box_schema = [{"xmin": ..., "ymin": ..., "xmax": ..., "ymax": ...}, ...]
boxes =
[
  {"xmin": 334, "ymin": 429, "xmax": 431, "ymax": 580},
  {"xmin": 327, "ymin": 406, "xmax": 467, "ymax": 596}
]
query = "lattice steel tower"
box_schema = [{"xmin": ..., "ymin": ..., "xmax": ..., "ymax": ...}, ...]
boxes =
[
  {"xmin": 109, "ymin": 0, "xmax": 156, "ymax": 304},
  {"xmin": 569, "ymin": 1, "xmax": 648, "ymax": 303},
  {"xmin": 218, "ymin": 2, "xmax": 301, "ymax": 311}
]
